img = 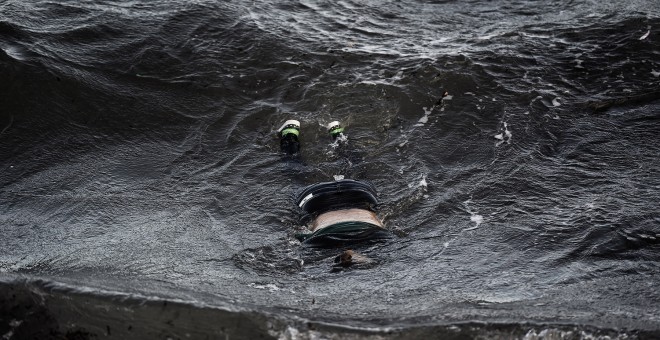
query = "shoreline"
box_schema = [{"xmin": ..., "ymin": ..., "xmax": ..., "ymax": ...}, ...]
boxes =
[{"xmin": 1, "ymin": 278, "xmax": 658, "ymax": 340}]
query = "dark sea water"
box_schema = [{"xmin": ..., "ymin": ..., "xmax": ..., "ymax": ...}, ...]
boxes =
[{"xmin": 1, "ymin": 0, "xmax": 660, "ymax": 339}]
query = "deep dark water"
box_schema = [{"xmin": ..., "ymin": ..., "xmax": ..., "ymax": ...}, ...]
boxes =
[{"xmin": 1, "ymin": 0, "xmax": 660, "ymax": 339}]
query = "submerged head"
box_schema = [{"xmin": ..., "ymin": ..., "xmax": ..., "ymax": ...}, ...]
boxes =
[
  {"xmin": 326, "ymin": 120, "xmax": 344, "ymax": 139},
  {"xmin": 278, "ymin": 119, "xmax": 300, "ymax": 137}
]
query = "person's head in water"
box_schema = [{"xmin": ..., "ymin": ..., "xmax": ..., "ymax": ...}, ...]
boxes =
[
  {"xmin": 278, "ymin": 119, "xmax": 300, "ymax": 154},
  {"xmin": 327, "ymin": 121, "xmax": 344, "ymax": 140}
]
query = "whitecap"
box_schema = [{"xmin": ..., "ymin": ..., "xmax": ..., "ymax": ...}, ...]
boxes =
[
  {"xmin": 495, "ymin": 122, "xmax": 512, "ymax": 146},
  {"xmin": 417, "ymin": 106, "xmax": 433, "ymax": 125},
  {"xmin": 248, "ymin": 283, "xmax": 281, "ymax": 292},
  {"xmin": 2, "ymin": 45, "xmax": 26, "ymax": 61},
  {"xmin": 464, "ymin": 214, "xmax": 483, "ymax": 231},
  {"xmin": 504, "ymin": 123, "xmax": 512, "ymax": 139},
  {"xmin": 419, "ymin": 175, "xmax": 428, "ymax": 188}
]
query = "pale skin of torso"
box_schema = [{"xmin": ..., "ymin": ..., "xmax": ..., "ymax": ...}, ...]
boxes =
[{"xmin": 311, "ymin": 208, "xmax": 384, "ymax": 232}]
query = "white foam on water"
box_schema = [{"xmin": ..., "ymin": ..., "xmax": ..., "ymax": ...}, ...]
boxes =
[
  {"xmin": 333, "ymin": 174, "xmax": 344, "ymax": 181},
  {"xmin": 408, "ymin": 174, "xmax": 428, "ymax": 189},
  {"xmin": 248, "ymin": 283, "xmax": 281, "ymax": 292},
  {"xmin": 651, "ymin": 70, "xmax": 660, "ymax": 77},
  {"xmin": 329, "ymin": 133, "xmax": 348, "ymax": 149},
  {"xmin": 462, "ymin": 198, "xmax": 486, "ymax": 231},
  {"xmin": 276, "ymin": 325, "xmax": 300, "ymax": 340},
  {"xmin": 419, "ymin": 175, "xmax": 428, "ymax": 188},
  {"xmin": 495, "ymin": 122, "xmax": 512, "ymax": 146},
  {"xmin": 622, "ymin": 234, "xmax": 636, "ymax": 241},
  {"xmin": 523, "ymin": 328, "xmax": 617, "ymax": 340},
  {"xmin": 432, "ymin": 241, "xmax": 452, "ymax": 257},
  {"xmin": 552, "ymin": 97, "xmax": 562, "ymax": 106},
  {"xmin": 416, "ymin": 106, "xmax": 434, "ymax": 126},
  {"xmin": 640, "ymin": 29, "xmax": 650, "ymax": 40},
  {"xmin": 464, "ymin": 214, "xmax": 483, "ymax": 231},
  {"xmin": 477, "ymin": 33, "xmax": 499, "ymax": 40},
  {"xmin": 504, "ymin": 124, "xmax": 512, "ymax": 139},
  {"xmin": 471, "ymin": 214, "xmax": 483, "ymax": 226}
]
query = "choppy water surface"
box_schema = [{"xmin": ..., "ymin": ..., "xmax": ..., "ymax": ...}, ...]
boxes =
[{"xmin": 1, "ymin": 0, "xmax": 659, "ymax": 338}]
